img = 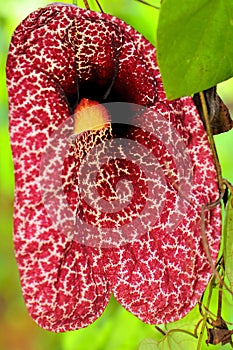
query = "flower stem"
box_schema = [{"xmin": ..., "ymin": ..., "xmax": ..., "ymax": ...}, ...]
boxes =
[
  {"xmin": 199, "ymin": 91, "xmax": 222, "ymax": 190},
  {"xmin": 196, "ymin": 278, "xmax": 214, "ymax": 350}
]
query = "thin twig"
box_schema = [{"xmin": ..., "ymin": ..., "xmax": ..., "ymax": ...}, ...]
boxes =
[
  {"xmin": 83, "ymin": 0, "xmax": 90, "ymax": 10},
  {"xmin": 194, "ymin": 318, "xmax": 204, "ymax": 338},
  {"xmin": 95, "ymin": 0, "xmax": 104, "ymax": 12},
  {"xmin": 222, "ymin": 178, "xmax": 233, "ymax": 197},
  {"xmin": 196, "ymin": 278, "xmax": 214, "ymax": 350},
  {"xmin": 155, "ymin": 325, "xmax": 166, "ymax": 336},
  {"xmin": 217, "ymin": 272, "xmax": 224, "ymax": 320},
  {"xmin": 199, "ymin": 92, "xmax": 223, "ymax": 190},
  {"xmin": 134, "ymin": 0, "xmax": 160, "ymax": 9},
  {"xmin": 201, "ymin": 201, "xmax": 233, "ymax": 298},
  {"xmin": 199, "ymin": 91, "xmax": 233, "ymax": 297}
]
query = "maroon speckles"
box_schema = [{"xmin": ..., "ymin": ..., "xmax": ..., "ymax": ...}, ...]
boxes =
[{"xmin": 7, "ymin": 3, "xmax": 221, "ymax": 332}]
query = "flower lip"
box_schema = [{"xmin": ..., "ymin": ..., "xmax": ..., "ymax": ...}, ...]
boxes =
[{"xmin": 41, "ymin": 101, "xmax": 194, "ymax": 248}]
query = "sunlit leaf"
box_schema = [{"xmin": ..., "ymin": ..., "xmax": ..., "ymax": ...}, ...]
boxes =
[
  {"xmin": 138, "ymin": 307, "xmax": 201, "ymax": 350},
  {"xmin": 139, "ymin": 332, "xmax": 198, "ymax": 350},
  {"xmin": 165, "ymin": 304, "xmax": 201, "ymax": 331},
  {"xmin": 157, "ymin": 0, "xmax": 233, "ymax": 99},
  {"xmin": 223, "ymin": 194, "xmax": 233, "ymax": 290},
  {"xmin": 138, "ymin": 338, "xmax": 159, "ymax": 350}
]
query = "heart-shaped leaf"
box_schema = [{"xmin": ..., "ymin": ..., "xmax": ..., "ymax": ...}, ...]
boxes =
[
  {"xmin": 139, "ymin": 306, "xmax": 201, "ymax": 350},
  {"xmin": 157, "ymin": 0, "xmax": 233, "ymax": 99},
  {"xmin": 138, "ymin": 338, "xmax": 159, "ymax": 350},
  {"xmin": 139, "ymin": 332, "xmax": 198, "ymax": 350}
]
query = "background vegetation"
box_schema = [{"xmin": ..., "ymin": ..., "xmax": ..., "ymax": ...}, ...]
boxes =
[{"xmin": 0, "ymin": 1, "xmax": 232, "ymax": 349}]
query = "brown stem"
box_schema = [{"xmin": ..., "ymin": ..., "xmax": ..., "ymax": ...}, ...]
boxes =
[
  {"xmin": 199, "ymin": 91, "xmax": 223, "ymax": 190},
  {"xmin": 196, "ymin": 279, "xmax": 214, "ymax": 350},
  {"xmin": 199, "ymin": 91, "xmax": 233, "ymax": 297},
  {"xmin": 134, "ymin": 0, "xmax": 160, "ymax": 9},
  {"xmin": 83, "ymin": 0, "xmax": 90, "ymax": 10},
  {"xmin": 194, "ymin": 318, "xmax": 204, "ymax": 338},
  {"xmin": 201, "ymin": 200, "xmax": 233, "ymax": 298},
  {"xmin": 222, "ymin": 178, "xmax": 233, "ymax": 197},
  {"xmin": 217, "ymin": 273, "xmax": 224, "ymax": 320},
  {"xmin": 95, "ymin": 0, "xmax": 104, "ymax": 12},
  {"xmin": 155, "ymin": 325, "xmax": 166, "ymax": 336}
]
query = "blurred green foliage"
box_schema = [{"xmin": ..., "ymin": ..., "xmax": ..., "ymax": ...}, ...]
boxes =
[{"xmin": 0, "ymin": 1, "xmax": 232, "ymax": 350}]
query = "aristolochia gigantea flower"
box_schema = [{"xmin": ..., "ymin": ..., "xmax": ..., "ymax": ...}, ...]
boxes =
[{"xmin": 6, "ymin": 3, "xmax": 221, "ymax": 332}]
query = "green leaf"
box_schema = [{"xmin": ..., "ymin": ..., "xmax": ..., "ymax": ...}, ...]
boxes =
[
  {"xmin": 138, "ymin": 338, "xmax": 159, "ymax": 350},
  {"xmin": 223, "ymin": 194, "xmax": 233, "ymax": 289},
  {"xmin": 139, "ymin": 307, "xmax": 200, "ymax": 350},
  {"xmin": 157, "ymin": 0, "xmax": 233, "ymax": 99},
  {"xmin": 139, "ymin": 332, "xmax": 197, "ymax": 350}
]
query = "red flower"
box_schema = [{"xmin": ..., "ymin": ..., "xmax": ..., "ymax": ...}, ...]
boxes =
[{"xmin": 6, "ymin": 3, "xmax": 221, "ymax": 332}]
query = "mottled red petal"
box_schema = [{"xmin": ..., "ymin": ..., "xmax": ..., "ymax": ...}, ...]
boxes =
[{"xmin": 6, "ymin": 3, "xmax": 221, "ymax": 332}]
